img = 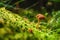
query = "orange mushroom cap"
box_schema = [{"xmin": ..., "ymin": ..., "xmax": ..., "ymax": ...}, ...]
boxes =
[{"xmin": 36, "ymin": 14, "xmax": 45, "ymax": 20}]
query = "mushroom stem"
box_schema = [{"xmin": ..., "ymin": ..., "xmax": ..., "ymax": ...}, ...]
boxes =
[
  {"xmin": 36, "ymin": 19, "xmax": 40, "ymax": 29},
  {"xmin": 38, "ymin": 19, "xmax": 40, "ymax": 24}
]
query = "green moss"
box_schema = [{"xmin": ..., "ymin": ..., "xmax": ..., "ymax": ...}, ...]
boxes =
[{"xmin": 0, "ymin": 7, "xmax": 60, "ymax": 40}]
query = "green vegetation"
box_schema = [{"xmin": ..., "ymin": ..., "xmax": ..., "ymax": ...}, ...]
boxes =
[
  {"xmin": 50, "ymin": 0, "xmax": 60, "ymax": 2},
  {"xmin": 0, "ymin": 7, "xmax": 60, "ymax": 40},
  {"xmin": 0, "ymin": 0, "xmax": 60, "ymax": 40}
]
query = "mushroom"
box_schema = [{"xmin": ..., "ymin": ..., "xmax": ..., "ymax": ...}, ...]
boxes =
[
  {"xmin": 36, "ymin": 14, "xmax": 45, "ymax": 29},
  {"xmin": 28, "ymin": 28, "xmax": 33, "ymax": 33}
]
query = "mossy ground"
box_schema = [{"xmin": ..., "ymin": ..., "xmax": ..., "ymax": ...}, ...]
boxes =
[{"xmin": 0, "ymin": 7, "xmax": 60, "ymax": 40}]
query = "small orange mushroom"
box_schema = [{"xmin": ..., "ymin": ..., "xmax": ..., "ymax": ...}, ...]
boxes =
[
  {"xmin": 28, "ymin": 28, "xmax": 33, "ymax": 33},
  {"xmin": 36, "ymin": 14, "xmax": 45, "ymax": 29}
]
